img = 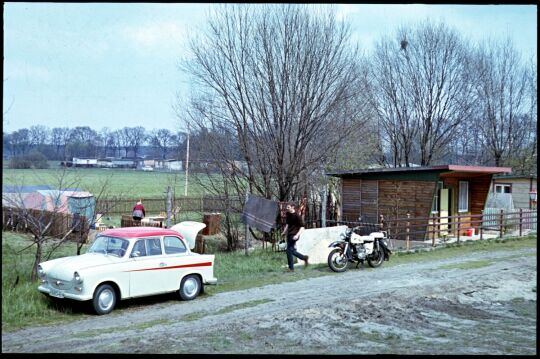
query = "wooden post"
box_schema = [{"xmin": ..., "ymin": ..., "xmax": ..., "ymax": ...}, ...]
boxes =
[
  {"xmin": 499, "ymin": 209, "xmax": 504, "ymax": 238},
  {"xmin": 457, "ymin": 213, "xmax": 461, "ymax": 244},
  {"xmin": 321, "ymin": 187, "xmax": 327, "ymax": 228},
  {"xmin": 480, "ymin": 210, "xmax": 484, "ymax": 241},
  {"xmin": 519, "ymin": 208, "xmax": 523, "ymax": 237},
  {"xmin": 166, "ymin": 186, "xmax": 172, "ymax": 228},
  {"xmin": 244, "ymin": 192, "xmax": 250, "ymax": 256},
  {"xmin": 406, "ymin": 213, "xmax": 410, "ymax": 250},
  {"xmin": 431, "ymin": 213, "xmax": 436, "ymax": 247}
]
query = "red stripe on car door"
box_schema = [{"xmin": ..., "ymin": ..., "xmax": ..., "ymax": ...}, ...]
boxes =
[{"xmin": 127, "ymin": 261, "xmax": 212, "ymax": 272}]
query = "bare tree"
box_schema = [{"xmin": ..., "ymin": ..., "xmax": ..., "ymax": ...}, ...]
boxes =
[
  {"xmin": 7, "ymin": 129, "xmax": 30, "ymax": 156},
  {"xmin": 368, "ymin": 20, "xmax": 476, "ymax": 167},
  {"xmin": 180, "ymin": 4, "xmax": 369, "ymax": 205},
  {"xmin": 67, "ymin": 126, "xmax": 99, "ymax": 158},
  {"xmin": 473, "ymin": 37, "xmax": 531, "ymax": 167},
  {"xmin": 119, "ymin": 126, "xmax": 146, "ymax": 158},
  {"xmin": 28, "ymin": 125, "xmax": 50, "ymax": 153},
  {"xmin": 150, "ymin": 128, "xmax": 177, "ymax": 159},
  {"xmin": 50, "ymin": 127, "xmax": 71, "ymax": 160}
]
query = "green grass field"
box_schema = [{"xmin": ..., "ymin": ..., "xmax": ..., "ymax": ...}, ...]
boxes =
[{"xmin": 2, "ymin": 167, "xmax": 219, "ymax": 198}]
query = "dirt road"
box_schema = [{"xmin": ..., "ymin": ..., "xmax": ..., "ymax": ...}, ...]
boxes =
[{"xmin": 2, "ymin": 246, "xmax": 536, "ymax": 355}]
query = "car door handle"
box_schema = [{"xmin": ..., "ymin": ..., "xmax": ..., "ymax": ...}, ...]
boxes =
[{"xmin": 159, "ymin": 262, "xmax": 166, "ymax": 267}]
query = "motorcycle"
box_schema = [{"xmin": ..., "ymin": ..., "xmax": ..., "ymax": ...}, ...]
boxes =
[{"xmin": 327, "ymin": 225, "xmax": 392, "ymax": 272}]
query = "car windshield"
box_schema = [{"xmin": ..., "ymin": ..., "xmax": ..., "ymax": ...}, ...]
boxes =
[{"xmin": 88, "ymin": 235, "xmax": 129, "ymax": 257}]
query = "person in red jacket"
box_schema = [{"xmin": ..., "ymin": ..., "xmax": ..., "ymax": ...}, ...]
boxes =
[{"xmin": 132, "ymin": 200, "xmax": 146, "ymax": 221}]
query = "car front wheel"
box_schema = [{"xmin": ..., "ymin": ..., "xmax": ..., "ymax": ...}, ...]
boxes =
[
  {"xmin": 179, "ymin": 275, "xmax": 201, "ymax": 301},
  {"xmin": 93, "ymin": 284, "xmax": 116, "ymax": 315}
]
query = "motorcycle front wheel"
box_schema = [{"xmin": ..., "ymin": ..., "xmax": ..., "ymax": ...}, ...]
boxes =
[
  {"xmin": 328, "ymin": 248, "xmax": 349, "ymax": 272},
  {"xmin": 367, "ymin": 246, "xmax": 384, "ymax": 268}
]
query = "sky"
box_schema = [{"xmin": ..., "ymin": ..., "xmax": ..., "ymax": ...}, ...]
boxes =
[{"xmin": 3, "ymin": 3, "xmax": 537, "ymax": 134}]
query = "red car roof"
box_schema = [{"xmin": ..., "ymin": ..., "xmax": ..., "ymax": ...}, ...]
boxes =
[{"xmin": 101, "ymin": 227, "xmax": 183, "ymax": 239}]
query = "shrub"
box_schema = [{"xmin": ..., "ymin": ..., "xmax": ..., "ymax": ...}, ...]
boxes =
[{"xmin": 9, "ymin": 151, "xmax": 50, "ymax": 169}]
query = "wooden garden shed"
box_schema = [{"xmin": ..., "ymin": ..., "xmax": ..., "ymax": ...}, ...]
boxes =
[{"xmin": 326, "ymin": 165, "xmax": 512, "ymax": 238}]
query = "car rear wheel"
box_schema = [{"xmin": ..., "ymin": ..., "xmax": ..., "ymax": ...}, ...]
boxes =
[
  {"xmin": 179, "ymin": 275, "xmax": 201, "ymax": 301},
  {"xmin": 93, "ymin": 284, "xmax": 116, "ymax": 315}
]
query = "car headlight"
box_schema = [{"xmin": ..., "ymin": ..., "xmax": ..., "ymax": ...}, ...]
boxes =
[
  {"xmin": 74, "ymin": 271, "xmax": 83, "ymax": 284},
  {"xmin": 37, "ymin": 265, "xmax": 45, "ymax": 278}
]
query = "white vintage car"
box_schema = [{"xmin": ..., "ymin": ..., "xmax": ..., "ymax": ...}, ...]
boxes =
[{"xmin": 37, "ymin": 223, "xmax": 217, "ymax": 315}]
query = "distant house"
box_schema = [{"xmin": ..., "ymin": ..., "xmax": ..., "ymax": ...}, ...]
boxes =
[
  {"xmin": 97, "ymin": 158, "xmax": 114, "ymax": 168},
  {"xmin": 72, "ymin": 158, "xmax": 98, "ymax": 167},
  {"xmin": 143, "ymin": 159, "xmax": 156, "ymax": 168},
  {"xmin": 326, "ymin": 165, "xmax": 512, "ymax": 239},
  {"xmin": 112, "ymin": 158, "xmax": 137, "ymax": 168},
  {"xmin": 155, "ymin": 159, "xmax": 183, "ymax": 171},
  {"xmin": 490, "ymin": 174, "xmax": 537, "ymax": 209}
]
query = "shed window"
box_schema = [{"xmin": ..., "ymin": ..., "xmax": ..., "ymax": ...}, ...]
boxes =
[
  {"xmin": 495, "ymin": 184, "xmax": 512, "ymax": 194},
  {"xmin": 458, "ymin": 181, "xmax": 469, "ymax": 212}
]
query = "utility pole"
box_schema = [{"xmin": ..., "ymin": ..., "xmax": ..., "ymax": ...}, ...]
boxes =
[{"xmin": 184, "ymin": 131, "xmax": 190, "ymax": 196}]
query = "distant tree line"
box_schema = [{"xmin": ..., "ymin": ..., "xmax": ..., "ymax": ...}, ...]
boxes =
[{"xmin": 2, "ymin": 126, "xmax": 237, "ymax": 166}]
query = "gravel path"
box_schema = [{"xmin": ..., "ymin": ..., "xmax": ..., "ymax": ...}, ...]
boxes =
[{"xmin": 2, "ymin": 246, "xmax": 536, "ymax": 354}]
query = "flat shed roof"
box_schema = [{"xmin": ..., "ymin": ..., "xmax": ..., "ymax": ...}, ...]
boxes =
[{"xmin": 326, "ymin": 165, "xmax": 512, "ymax": 178}]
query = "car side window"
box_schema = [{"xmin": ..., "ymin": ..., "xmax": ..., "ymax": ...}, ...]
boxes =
[
  {"xmin": 146, "ymin": 237, "xmax": 162, "ymax": 256},
  {"xmin": 163, "ymin": 236, "xmax": 187, "ymax": 254},
  {"xmin": 131, "ymin": 240, "xmax": 147, "ymax": 257}
]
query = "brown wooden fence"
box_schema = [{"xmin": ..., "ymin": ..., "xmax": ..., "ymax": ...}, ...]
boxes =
[
  {"xmin": 95, "ymin": 196, "xmax": 242, "ymax": 215},
  {"xmin": 2, "ymin": 206, "xmax": 89, "ymax": 241},
  {"xmin": 323, "ymin": 208, "xmax": 536, "ymax": 249}
]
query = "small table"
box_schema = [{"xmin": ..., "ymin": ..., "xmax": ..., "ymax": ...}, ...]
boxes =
[
  {"xmin": 147, "ymin": 216, "xmax": 166, "ymax": 227},
  {"xmin": 96, "ymin": 223, "xmax": 108, "ymax": 232}
]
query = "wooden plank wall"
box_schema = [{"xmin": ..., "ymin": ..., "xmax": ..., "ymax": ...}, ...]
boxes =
[
  {"xmin": 342, "ymin": 178, "xmax": 362, "ymax": 221},
  {"xmin": 378, "ymin": 180, "xmax": 436, "ymax": 219},
  {"xmin": 469, "ymin": 175, "xmax": 492, "ymax": 215},
  {"xmin": 342, "ymin": 178, "xmax": 436, "ymax": 219},
  {"xmin": 360, "ymin": 180, "xmax": 378, "ymax": 222}
]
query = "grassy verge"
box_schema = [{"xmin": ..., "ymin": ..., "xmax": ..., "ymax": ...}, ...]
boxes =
[{"xmin": 1, "ymin": 231, "xmax": 536, "ymax": 332}]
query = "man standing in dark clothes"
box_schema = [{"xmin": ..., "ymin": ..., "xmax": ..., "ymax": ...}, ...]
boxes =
[{"xmin": 281, "ymin": 203, "xmax": 309, "ymax": 272}]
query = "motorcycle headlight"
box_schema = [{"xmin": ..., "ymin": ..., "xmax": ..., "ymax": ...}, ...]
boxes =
[{"xmin": 74, "ymin": 271, "xmax": 83, "ymax": 284}]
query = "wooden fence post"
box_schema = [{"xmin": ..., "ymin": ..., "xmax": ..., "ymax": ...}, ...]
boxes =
[
  {"xmin": 519, "ymin": 208, "xmax": 523, "ymax": 237},
  {"xmin": 457, "ymin": 213, "xmax": 461, "ymax": 244},
  {"xmin": 431, "ymin": 213, "xmax": 436, "ymax": 247},
  {"xmin": 406, "ymin": 213, "xmax": 410, "ymax": 250},
  {"xmin": 499, "ymin": 209, "xmax": 504, "ymax": 238},
  {"xmin": 480, "ymin": 210, "xmax": 484, "ymax": 240}
]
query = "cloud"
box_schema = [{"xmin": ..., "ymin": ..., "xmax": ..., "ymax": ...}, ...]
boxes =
[
  {"xmin": 4, "ymin": 61, "xmax": 52, "ymax": 82},
  {"xmin": 121, "ymin": 21, "xmax": 187, "ymax": 50}
]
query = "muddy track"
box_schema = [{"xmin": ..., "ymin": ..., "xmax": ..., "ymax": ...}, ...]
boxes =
[{"xmin": 2, "ymin": 247, "xmax": 536, "ymax": 354}]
